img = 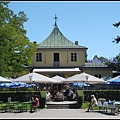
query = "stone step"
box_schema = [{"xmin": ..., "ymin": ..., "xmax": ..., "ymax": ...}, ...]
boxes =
[
  {"xmin": 46, "ymin": 100, "xmax": 78, "ymax": 109},
  {"xmin": 46, "ymin": 104, "xmax": 69, "ymax": 109}
]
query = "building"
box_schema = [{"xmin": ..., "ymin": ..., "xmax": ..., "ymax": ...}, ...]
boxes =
[
  {"xmin": 30, "ymin": 15, "xmax": 113, "ymax": 78},
  {"xmin": 82, "ymin": 55, "xmax": 113, "ymax": 78}
]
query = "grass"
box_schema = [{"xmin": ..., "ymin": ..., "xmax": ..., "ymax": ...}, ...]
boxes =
[
  {"xmin": 0, "ymin": 102, "xmax": 45, "ymax": 112},
  {"xmin": 81, "ymin": 101, "xmax": 89, "ymax": 109},
  {"xmin": 0, "ymin": 102, "xmax": 32, "ymax": 112},
  {"xmin": 81, "ymin": 101, "xmax": 100, "ymax": 110}
]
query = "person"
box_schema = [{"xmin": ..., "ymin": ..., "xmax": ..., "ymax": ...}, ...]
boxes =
[
  {"xmin": 67, "ymin": 88, "xmax": 73, "ymax": 100},
  {"xmin": 72, "ymin": 88, "xmax": 77, "ymax": 100},
  {"xmin": 30, "ymin": 95, "xmax": 40, "ymax": 112},
  {"xmin": 86, "ymin": 95, "xmax": 98, "ymax": 112},
  {"xmin": 46, "ymin": 91, "xmax": 51, "ymax": 102},
  {"xmin": 56, "ymin": 90, "xmax": 64, "ymax": 101}
]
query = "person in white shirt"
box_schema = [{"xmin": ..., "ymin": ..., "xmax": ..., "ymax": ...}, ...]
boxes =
[
  {"xmin": 86, "ymin": 95, "xmax": 97, "ymax": 112},
  {"xmin": 46, "ymin": 91, "xmax": 51, "ymax": 102}
]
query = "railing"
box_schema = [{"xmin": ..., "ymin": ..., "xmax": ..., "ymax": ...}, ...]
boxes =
[{"xmin": 53, "ymin": 61, "xmax": 60, "ymax": 66}]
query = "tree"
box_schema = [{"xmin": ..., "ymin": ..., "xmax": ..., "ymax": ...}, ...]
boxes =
[
  {"xmin": 99, "ymin": 56, "xmax": 108, "ymax": 63},
  {"xmin": 113, "ymin": 54, "xmax": 120, "ymax": 72},
  {"xmin": 112, "ymin": 21, "xmax": 120, "ymax": 43},
  {"xmin": 103, "ymin": 54, "xmax": 120, "ymax": 72},
  {"xmin": 98, "ymin": 56, "xmax": 119, "ymax": 71},
  {"xmin": 0, "ymin": 2, "xmax": 38, "ymax": 78}
]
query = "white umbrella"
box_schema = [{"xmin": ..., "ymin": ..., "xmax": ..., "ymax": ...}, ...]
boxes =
[
  {"xmin": 51, "ymin": 75, "xmax": 65, "ymax": 90},
  {"xmin": 61, "ymin": 72, "xmax": 104, "ymax": 84},
  {"xmin": 51, "ymin": 75, "xmax": 65, "ymax": 83},
  {"xmin": 0, "ymin": 76, "xmax": 12, "ymax": 83},
  {"xmin": 12, "ymin": 72, "xmax": 58, "ymax": 84}
]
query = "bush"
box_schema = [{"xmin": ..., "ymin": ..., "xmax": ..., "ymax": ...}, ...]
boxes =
[
  {"xmin": 40, "ymin": 91, "xmax": 46, "ymax": 108},
  {"xmin": 76, "ymin": 90, "xmax": 84, "ymax": 108}
]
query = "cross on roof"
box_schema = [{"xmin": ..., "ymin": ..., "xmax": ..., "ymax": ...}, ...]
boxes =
[{"xmin": 53, "ymin": 14, "xmax": 58, "ymax": 26}]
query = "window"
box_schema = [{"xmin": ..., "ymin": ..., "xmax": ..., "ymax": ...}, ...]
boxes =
[
  {"xmin": 95, "ymin": 74, "xmax": 98, "ymax": 77},
  {"xmin": 71, "ymin": 53, "xmax": 77, "ymax": 62},
  {"xmin": 36, "ymin": 53, "xmax": 42, "ymax": 62},
  {"xmin": 99, "ymin": 74, "xmax": 101, "ymax": 78},
  {"xmin": 95, "ymin": 74, "xmax": 101, "ymax": 78}
]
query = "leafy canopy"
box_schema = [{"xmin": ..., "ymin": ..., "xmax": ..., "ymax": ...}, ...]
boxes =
[
  {"xmin": 112, "ymin": 21, "xmax": 120, "ymax": 43},
  {"xmin": 0, "ymin": 2, "xmax": 38, "ymax": 78}
]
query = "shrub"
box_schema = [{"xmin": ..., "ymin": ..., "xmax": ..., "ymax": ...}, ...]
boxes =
[{"xmin": 76, "ymin": 90, "xmax": 84, "ymax": 108}]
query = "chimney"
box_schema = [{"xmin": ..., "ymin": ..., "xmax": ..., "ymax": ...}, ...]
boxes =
[{"xmin": 75, "ymin": 40, "xmax": 78, "ymax": 45}]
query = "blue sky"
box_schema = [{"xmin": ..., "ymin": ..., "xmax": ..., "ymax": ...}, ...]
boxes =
[{"xmin": 8, "ymin": 1, "xmax": 120, "ymax": 60}]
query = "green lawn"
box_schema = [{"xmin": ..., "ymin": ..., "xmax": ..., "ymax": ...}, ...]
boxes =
[
  {"xmin": 81, "ymin": 101, "xmax": 101, "ymax": 110},
  {"xmin": 81, "ymin": 101, "xmax": 89, "ymax": 109}
]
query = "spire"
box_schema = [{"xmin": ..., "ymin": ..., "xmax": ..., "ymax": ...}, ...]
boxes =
[{"xmin": 53, "ymin": 14, "xmax": 58, "ymax": 26}]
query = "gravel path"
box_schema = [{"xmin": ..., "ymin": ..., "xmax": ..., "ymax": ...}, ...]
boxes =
[{"xmin": 0, "ymin": 109, "xmax": 120, "ymax": 119}]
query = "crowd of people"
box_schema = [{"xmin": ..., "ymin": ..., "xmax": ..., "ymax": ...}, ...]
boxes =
[
  {"xmin": 46, "ymin": 85, "xmax": 77, "ymax": 102},
  {"xmin": 29, "ymin": 84, "xmax": 77, "ymax": 113},
  {"xmin": 29, "ymin": 84, "xmax": 99, "ymax": 114}
]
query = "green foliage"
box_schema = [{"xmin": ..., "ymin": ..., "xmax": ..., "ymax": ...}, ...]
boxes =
[
  {"xmin": 99, "ymin": 55, "xmax": 120, "ymax": 72},
  {"xmin": 105, "ymin": 54, "xmax": 120, "ymax": 72},
  {"xmin": 40, "ymin": 91, "xmax": 46, "ymax": 98},
  {"xmin": 113, "ymin": 54, "xmax": 120, "ymax": 72},
  {"xmin": 0, "ymin": 2, "xmax": 38, "ymax": 78},
  {"xmin": 113, "ymin": 21, "xmax": 120, "ymax": 43},
  {"xmin": 81, "ymin": 101, "xmax": 89, "ymax": 109},
  {"xmin": 76, "ymin": 90, "xmax": 84, "ymax": 108},
  {"xmin": 1, "ymin": 88, "xmax": 9, "ymax": 91},
  {"xmin": 81, "ymin": 102, "xmax": 99, "ymax": 110},
  {"xmin": 99, "ymin": 56, "xmax": 108, "ymax": 62},
  {"xmin": 27, "ymin": 88, "xmax": 34, "ymax": 91},
  {"xmin": 39, "ymin": 91, "xmax": 46, "ymax": 108}
]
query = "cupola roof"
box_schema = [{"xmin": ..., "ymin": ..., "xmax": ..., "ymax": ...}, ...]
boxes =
[{"xmin": 38, "ymin": 15, "xmax": 87, "ymax": 49}]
